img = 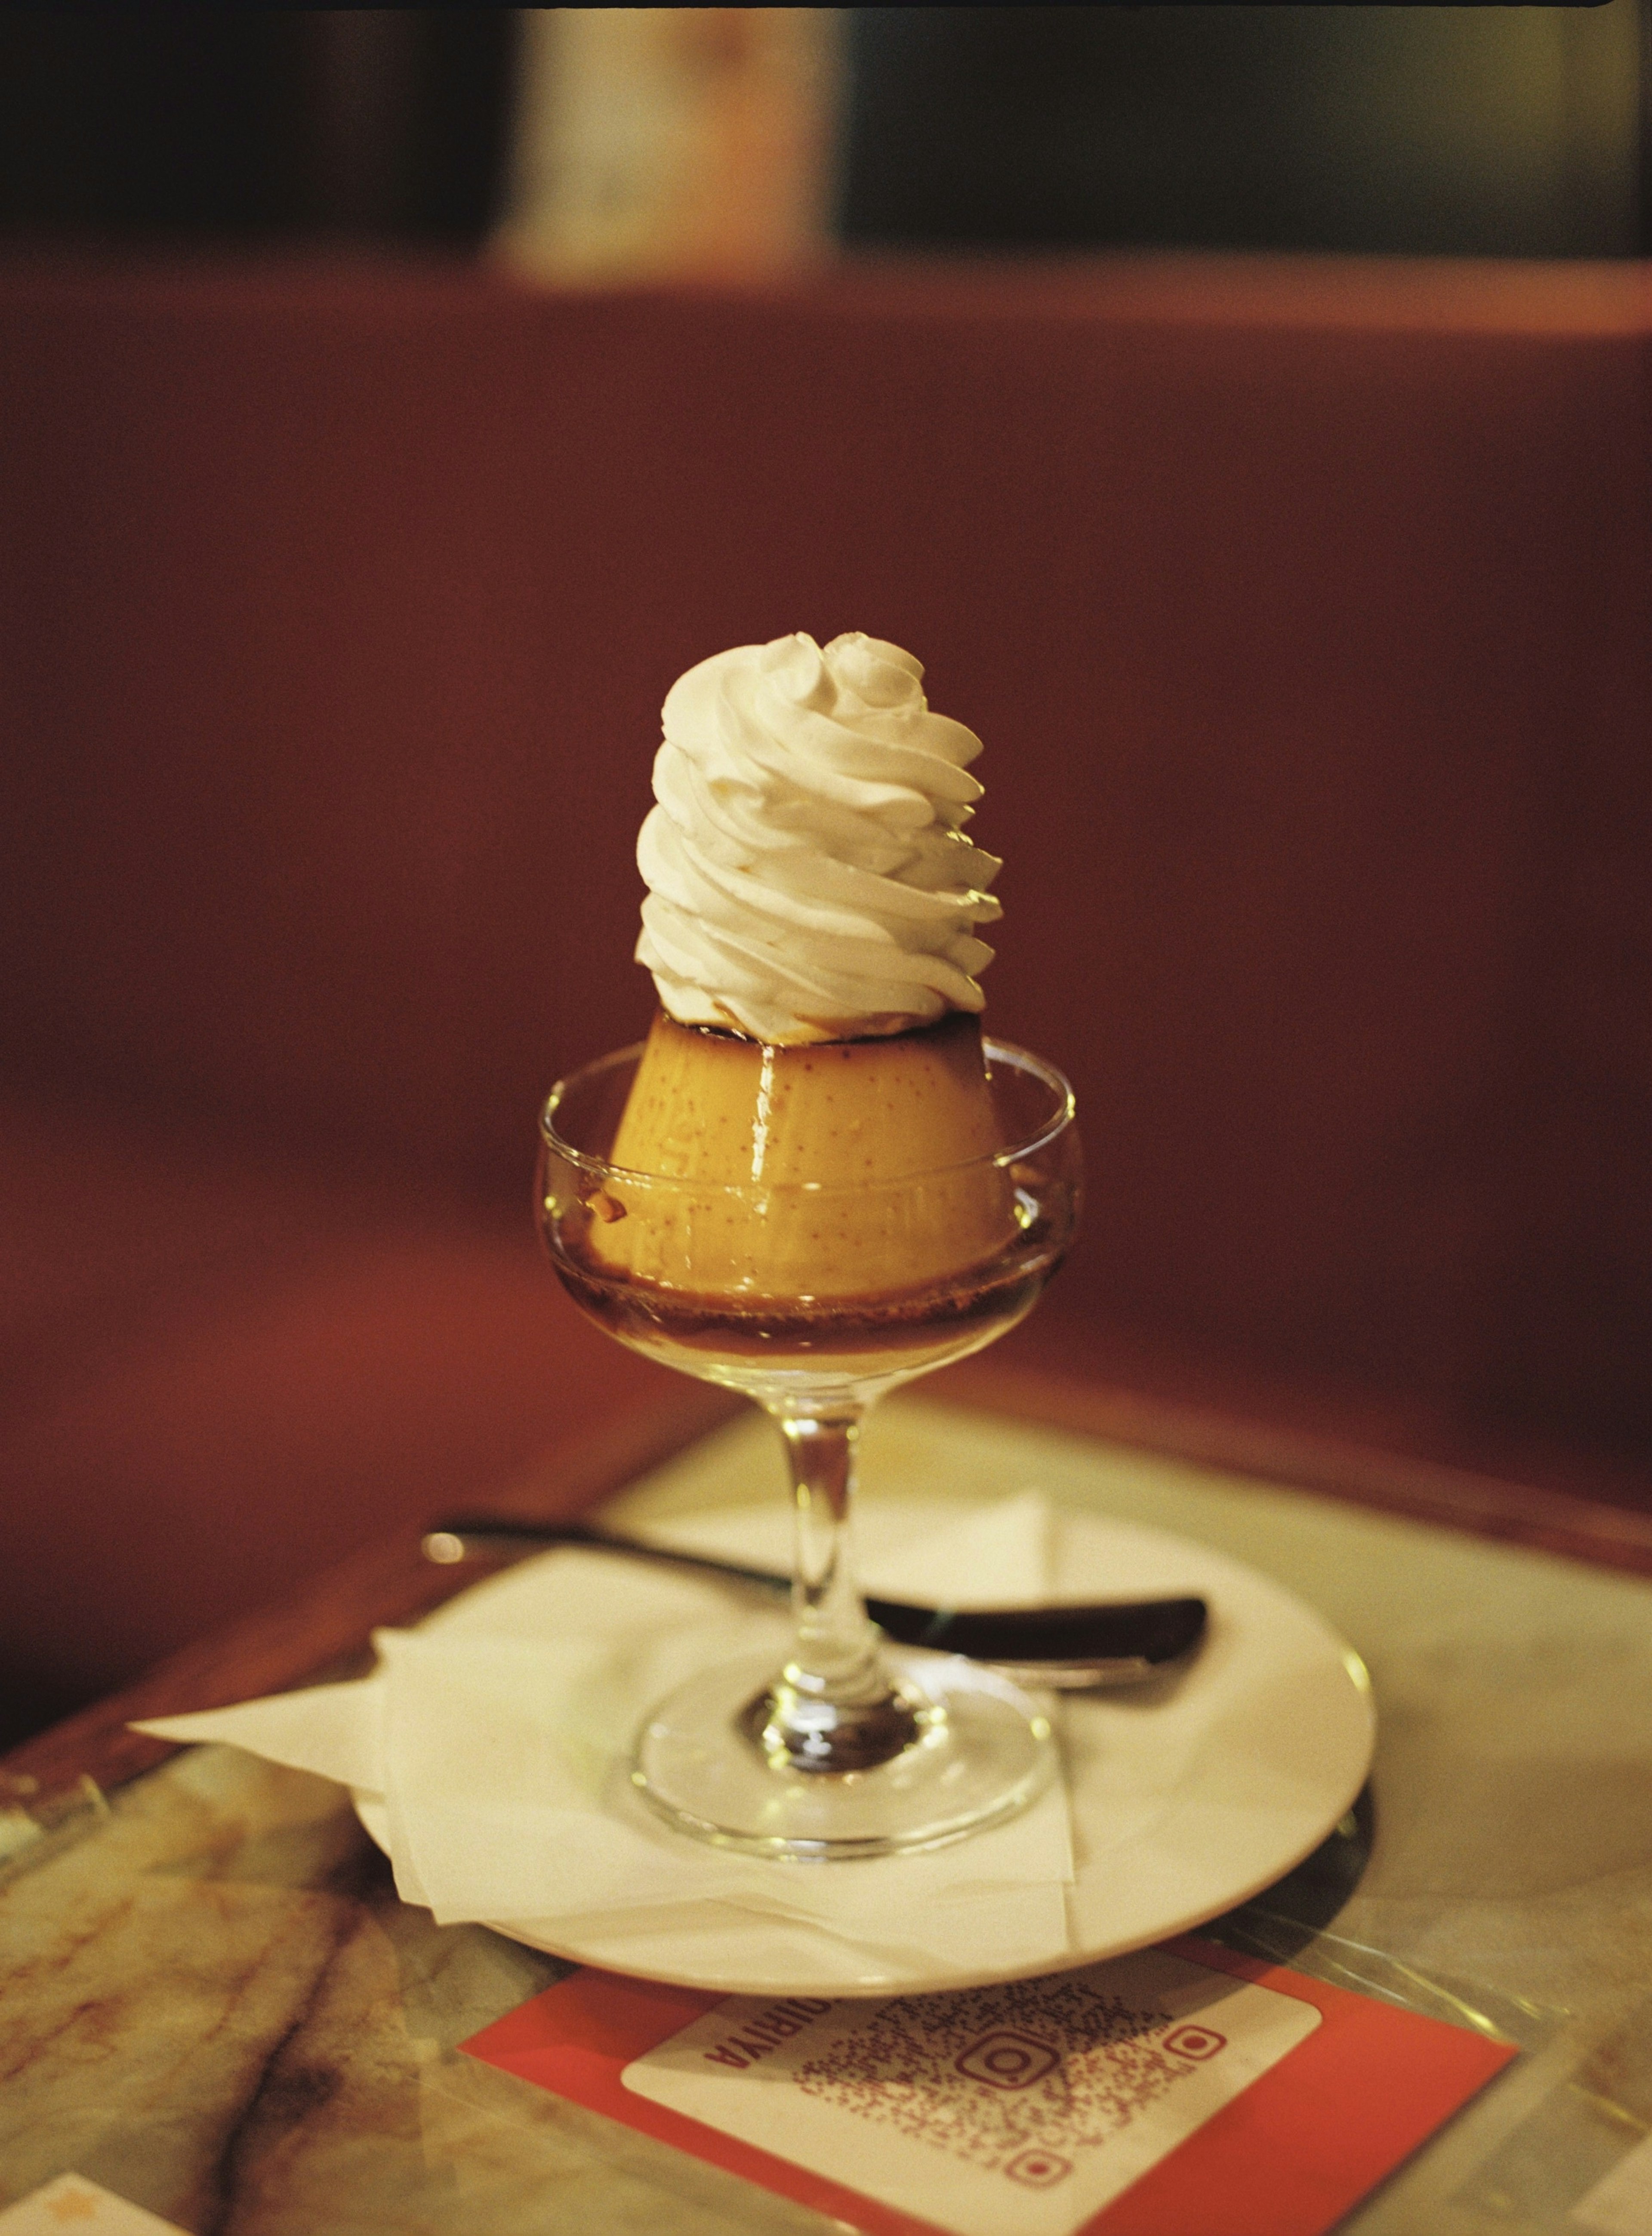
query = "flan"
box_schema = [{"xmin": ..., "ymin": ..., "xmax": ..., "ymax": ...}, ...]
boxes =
[{"xmin": 587, "ymin": 1009, "xmax": 1015, "ymax": 1300}]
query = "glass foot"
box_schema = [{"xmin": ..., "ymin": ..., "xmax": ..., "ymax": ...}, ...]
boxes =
[{"xmin": 633, "ymin": 1649, "xmax": 1057, "ymax": 1860}]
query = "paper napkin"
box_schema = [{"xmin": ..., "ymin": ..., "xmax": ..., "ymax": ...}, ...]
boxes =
[{"xmin": 136, "ymin": 1495, "xmax": 1076, "ymax": 1973}]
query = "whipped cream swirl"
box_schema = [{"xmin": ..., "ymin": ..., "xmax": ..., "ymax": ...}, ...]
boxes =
[{"xmin": 635, "ymin": 632, "xmax": 1002, "ymax": 1044}]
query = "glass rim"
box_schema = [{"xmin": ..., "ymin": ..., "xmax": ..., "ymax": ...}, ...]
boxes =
[{"xmin": 539, "ymin": 1032, "xmax": 1076, "ymax": 1194}]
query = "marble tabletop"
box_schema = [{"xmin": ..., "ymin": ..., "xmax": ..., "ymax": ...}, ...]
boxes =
[{"xmin": 4, "ymin": 1396, "xmax": 1652, "ymax": 2235}]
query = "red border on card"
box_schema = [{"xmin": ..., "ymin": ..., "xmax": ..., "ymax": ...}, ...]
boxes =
[
  {"xmin": 461, "ymin": 1940, "xmax": 1516, "ymax": 2236},
  {"xmin": 462, "ymin": 1968, "xmax": 949, "ymax": 2236},
  {"xmin": 1094, "ymin": 1938, "xmax": 1514, "ymax": 2234}
]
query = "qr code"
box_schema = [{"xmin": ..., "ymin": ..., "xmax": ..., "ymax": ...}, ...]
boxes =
[{"xmin": 793, "ymin": 1975, "xmax": 1223, "ymax": 2178}]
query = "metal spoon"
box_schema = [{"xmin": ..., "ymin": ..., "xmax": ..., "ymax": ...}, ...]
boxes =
[{"xmin": 422, "ymin": 1515, "xmax": 1207, "ymax": 1689}]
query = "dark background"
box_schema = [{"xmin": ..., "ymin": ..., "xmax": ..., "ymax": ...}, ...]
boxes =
[{"xmin": 0, "ymin": 4, "xmax": 1643, "ymax": 256}]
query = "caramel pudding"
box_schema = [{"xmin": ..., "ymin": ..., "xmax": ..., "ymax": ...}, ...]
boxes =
[
  {"xmin": 544, "ymin": 630, "xmax": 1066, "ymax": 1388},
  {"xmin": 592, "ymin": 1009, "xmax": 1014, "ymax": 1296},
  {"xmin": 556, "ymin": 1011, "xmax": 1047, "ymax": 1384}
]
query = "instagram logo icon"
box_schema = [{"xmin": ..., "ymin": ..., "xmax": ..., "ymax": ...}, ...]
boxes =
[{"xmin": 955, "ymin": 2030, "xmax": 1062, "ymax": 2090}]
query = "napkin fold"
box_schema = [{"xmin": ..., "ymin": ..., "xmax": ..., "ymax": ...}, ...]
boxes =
[{"xmin": 136, "ymin": 1494, "xmax": 1076, "ymax": 1973}]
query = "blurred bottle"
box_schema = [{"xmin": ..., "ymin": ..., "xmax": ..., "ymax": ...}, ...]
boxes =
[{"xmin": 495, "ymin": 8, "xmax": 846, "ymax": 282}]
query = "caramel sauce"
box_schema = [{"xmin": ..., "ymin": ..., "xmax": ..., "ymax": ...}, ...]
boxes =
[{"xmin": 552, "ymin": 1229, "xmax": 1062, "ymax": 1377}]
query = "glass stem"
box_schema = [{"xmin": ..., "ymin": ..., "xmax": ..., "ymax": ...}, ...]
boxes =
[
  {"xmin": 783, "ymin": 1405, "xmax": 881, "ymax": 1700},
  {"xmin": 752, "ymin": 1402, "xmax": 920, "ymax": 1773}
]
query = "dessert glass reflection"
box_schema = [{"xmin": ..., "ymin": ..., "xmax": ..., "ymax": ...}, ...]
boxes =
[
  {"xmin": 537, "ymin": 1026, "xmax": 1079, "ymax": 1858},
  {"xmin": 536, "ymin": 630, "xmax": 1081, "ymax": 1858}
]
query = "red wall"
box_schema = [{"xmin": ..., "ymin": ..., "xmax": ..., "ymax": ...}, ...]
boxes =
[{"xmin": 2, "ymin": 253, "xmax": 1647, "ymax": 1457}]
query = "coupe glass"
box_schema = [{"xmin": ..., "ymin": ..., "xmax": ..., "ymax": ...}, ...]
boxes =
[{"xmin": 536, "ymin": 1032, "xmax": 1081, "ymax": 1860}]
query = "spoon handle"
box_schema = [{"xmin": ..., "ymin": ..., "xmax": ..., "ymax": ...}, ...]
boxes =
[{"xmin": 422, "ymin": 1516, "xmax": 1206, "ymax": 1686}]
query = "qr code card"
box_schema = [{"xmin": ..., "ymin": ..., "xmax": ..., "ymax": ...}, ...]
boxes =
[
  {"xmin": 462, "ymin": 1938, "xmax": 1515, "ymax": 2236},
  {"xmin": 622, "ymin": 1948, "xmax": 1315, "ymax": 2236}
]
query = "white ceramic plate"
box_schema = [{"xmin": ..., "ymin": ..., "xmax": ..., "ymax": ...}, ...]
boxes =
[{"xmin": 356, "ymin": 1500, "xmax": 1373, "ymax": 1997}]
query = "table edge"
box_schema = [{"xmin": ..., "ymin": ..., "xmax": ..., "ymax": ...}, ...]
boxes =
[{"xmin": 7, "ymin": 1356, "xmax": 1650, "ymax": 1811}]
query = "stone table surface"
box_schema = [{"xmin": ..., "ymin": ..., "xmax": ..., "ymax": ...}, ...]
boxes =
[{"xmin": 4, "ymin": 1396, "xmax": 1652, "ymax": 2235}]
